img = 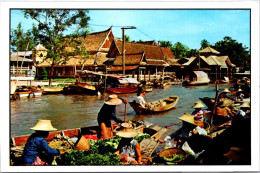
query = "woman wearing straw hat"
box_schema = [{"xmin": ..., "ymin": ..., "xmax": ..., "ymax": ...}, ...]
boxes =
[
  {"xmin": 163, "ymin": 113, "xmax": 198, "ymax": 147},
  {"xmin": 97, "ymin": 94, "xmax": 127, "ymax": 139},
  {"xmin": 22, "ymin": 120, "xmax": 62, "ymax": 165},
  {"xmin": 115, "ymin": 123, "xmax": 142, "ymax": 165},
  {"xmin": 191, "ymin": 102, "xmax": 208, "ymax": 128},
  {"xmin": 235, "ymin": 88, "xmax": 244, "ymax": 101},
  {"xmin": 218, "ymin": 88, "xmax": 235, "ymax": 101},
  {"xmin": 236, "ymin": 102, "xmax": 250, "ymax": 118}
]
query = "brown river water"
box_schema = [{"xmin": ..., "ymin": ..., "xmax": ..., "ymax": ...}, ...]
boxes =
[{"xmin": 10, "ymin": 83, "xmax": 232, "ymax": 137}]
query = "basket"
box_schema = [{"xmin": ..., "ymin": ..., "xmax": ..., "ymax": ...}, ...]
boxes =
[
  {"xmin": 74, "ymin": 135, "xmax": 90, "ymax": 151},
  {"xmin": 159, "ymin": 147, "xmax": 187, "ymax": 163}
]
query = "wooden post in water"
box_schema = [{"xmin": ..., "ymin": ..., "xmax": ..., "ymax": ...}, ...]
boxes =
[{"xmin": 211, "ymin": 81, "xmax": 219, "ymax": 132}]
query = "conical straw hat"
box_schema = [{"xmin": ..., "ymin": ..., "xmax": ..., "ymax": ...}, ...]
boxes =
[
  {"xmin": 237, "ymin": 88, "xmax": 243, "ymax": 92},
  {"xmin": 177, "ymin": 113, "xmax": 196, "ymax": 125},
  {"xmin": 30, "ymin": 120, "xmax": 57, "ymax": 131},
  {"xmin": 116, "ymin": 123, "xmax": 138, "ymax": 138},
  {"xmin": 222, "ymin": 88, "xmax": 230, "ymax": 93},
  {"xmin": 240, "ymin": 102, "xmax": 250, "ymax": 108},
  {"xmin": 192, "ymin": 102, "xmax": 205, "ymax": 109},
  {"xmin": 105, "ymin": 95, "xmax": 122, "ymax": 105}
]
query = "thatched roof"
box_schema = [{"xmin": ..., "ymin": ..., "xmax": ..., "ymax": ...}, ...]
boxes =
[
  {"xmin": 206, "ymin": 56, "xmax": 222, "ymax": 66},
  {"xmin": 11, "ymin": 51, "xmax": 32, "ymax": 57},
  {"xmin": 137, "ymin": 41, "xmax": 158, "ymax": 46},
  {"xmin": 216, "ymin": 56, "xmax": 236, "ymax": 68},
  {"xmin": 182, "ymin": 57, "xmax": 197, "ymax": 66},
  {"xmin": 114, "ymin": 40, "xmax": 165, "ymax": 60},
  {"xmin": 10, "ymin": 55, "xmax": 33, "ymax": 62},
  {"xmin": 199, "ymin": 46, "xmax": 220, "ymax": 54},
  {"xmin": 113, "ymin": 53, "xmax": 144, "ymax": 66},
  {"xmin": 34, "ymin": 43, "xmax": 46, "ymax": 51},
  {"xmin": 160, "ymin": 47, "xmax": 175, "ymax": 60},
  {"xmin": 36, "ymin": 55, "xmax": 95, "ymax": 67},
  {"xmin": 108, "ymin": 65, "xmax": 139, "ymax": 72},
  {"xmin": 146, "ymin": 59, "xmax": 167, "ymax": 66},
  {"xmin": 83, "ymin": 27, "xmax": 113, "ymax": 52}
]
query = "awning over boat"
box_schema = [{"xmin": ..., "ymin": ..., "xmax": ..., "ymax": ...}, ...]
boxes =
[
  {"xmin": 118, "ymin": 78, "xmax": 139, "ymax": 84},
  {"xmin": 193, "ymin": 71, "xmax": 210, "ymax": 83}
]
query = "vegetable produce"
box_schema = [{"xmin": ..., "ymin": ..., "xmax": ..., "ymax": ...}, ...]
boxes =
[
  {"xmin": 163, "ymin": 154, "xmax": 185, "ymax": 162},
  {"xmin": 134, "ymin": 133, "xmax": 150, "ymax": 143},
  {"xmin": 56, "ymin": 149, "xmax": 120, "ymax": 165}
]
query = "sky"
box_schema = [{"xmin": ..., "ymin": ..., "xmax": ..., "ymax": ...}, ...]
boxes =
[{"xmin": 10, "ymin": 9, "xmax": 250, "ymax": 50}]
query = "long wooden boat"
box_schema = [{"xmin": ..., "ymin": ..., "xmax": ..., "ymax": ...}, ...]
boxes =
[
  {"xmin": 129, "ymin": 96, "xmax": 180, "ymax": 114},
  {"xmin": 63, "ymin": 83, "xmax": 98, "ymax": 95},
  {"xmin": 10, "ymin": 121, "xmax": 170, "ymax": 165},
  {"xmin": 106, "ymin": 87, "xmax": 138, "ymax": 94},
  {"xmin": 43, "ymin": 87, "xmax": 64, "ymax": 94},
  {"xmin": 14, "ymin": 89, "xmax": 43, "ymax": 98}
]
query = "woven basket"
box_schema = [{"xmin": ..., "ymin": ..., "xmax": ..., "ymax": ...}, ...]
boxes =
[
  {"xmin": 75, "ymin": 135, "xmax": 90, "ymax": 151},
  {"xmin": 159, "ymin": 148, "xmax": 187, "ymax": 163}
]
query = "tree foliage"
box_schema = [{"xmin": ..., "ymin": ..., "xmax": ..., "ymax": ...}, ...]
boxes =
[
  {"xmin": 23, "ymin": 9, "xmax": 91, "ymax": 85},
  {"xmin": 10, "ymin": 23, "xmax": 37, "ymax": 52},
  {"xmin": 212, "ymin": 36, "xmax": 250, "ymax": 70},
  {"xmin": 200, "ymin": 39, "xmax": 210, "ymax": 49},
  {"xmin": 171, "ymin": 42, "xmax": 190, "ymax": 59},
  {"xmin": 159, "ymin": 40, "xmax": 172, "ymax": 48}
]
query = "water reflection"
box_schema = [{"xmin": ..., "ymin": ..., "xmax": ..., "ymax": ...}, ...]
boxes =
[{"xmin": 10, "ymin": 83, "xmax": 231, "ymax": 137}]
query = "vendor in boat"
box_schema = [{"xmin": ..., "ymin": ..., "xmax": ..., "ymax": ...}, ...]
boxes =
[
  {"xmin": 115, "ymin": 123, "xmax": 142, "ymax": 165},
  {"xmin": 191, "ymin": 102, "xmax": 208, "ymax": 128},
  {"xmin": 235, "ymin": 89, "xmax": 244, "ymax": 101},
  {"xmin": 241, "ymin": 80, "xmax": 250, "ymax": 98},
  {"xmin": 236, "ymin": 101, "xmax": 250, "ymax": 119},
  {"xmin": 137, "ymin": 90, "xmax": 149, "ymax": 108},
  {"xmin": 22, "ymin": 120, "xmax": 64, "ymax": 165},
  {"xmin": 97, "ymin": 95, "xmax": 127, "ymax": 139},
  {"xmin": 218, "ymin": 88, "xmax": 235, "ymax": 101},
  {"xmin": 162, "ymin": 113, "xmax": 200, "ymax": 147}
]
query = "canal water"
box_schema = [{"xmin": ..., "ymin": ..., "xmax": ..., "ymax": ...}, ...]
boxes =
[{"xmin": 10, "ymin": 83, "xmax": 232, "ymax": 137}]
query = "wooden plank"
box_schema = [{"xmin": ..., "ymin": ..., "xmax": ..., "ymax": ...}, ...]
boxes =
[
  {"xmin": 151, "ymin": 128, "xmax": 168, "ymax": 141},
  {"xmin": 140, "ymin": 138, "xmax": 158, "ymax": 157}
]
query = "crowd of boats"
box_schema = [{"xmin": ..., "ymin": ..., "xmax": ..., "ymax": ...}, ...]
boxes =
[{"xmin": 10, "ymin": 70, "xmax": 251, "ymax": 166}]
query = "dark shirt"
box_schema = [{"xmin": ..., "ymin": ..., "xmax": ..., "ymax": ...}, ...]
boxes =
[
  {"xmin": 170, "ymin": 121, "xmax": 197, "ymax": 139},
  {"xmin": 97, "ymin": 104, "xmax": 123, "ymax": 127},
  {"xmin": 22, "ymin": 133, "xmax": 60, "ymax": 164}
]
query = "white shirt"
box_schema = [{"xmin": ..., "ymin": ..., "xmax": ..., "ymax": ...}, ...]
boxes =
[{"xmin": 137, "ymin": 96, "xmax": 146, "ymax": 108}]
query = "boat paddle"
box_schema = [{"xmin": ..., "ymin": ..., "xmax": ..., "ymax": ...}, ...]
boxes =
[
  {"xmin": 165, "ymin": 121, "xmax": 182, "ymax": 128},
  {"xmin": 124, "ymin": 103, "xmax": 127, "ymax": 122}
]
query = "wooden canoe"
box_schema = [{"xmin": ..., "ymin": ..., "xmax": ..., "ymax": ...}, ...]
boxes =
[
  {"xmin": 106, "ymin": 87, "xmax": 138, "ymax": 94},
  {"xmin": 63, "ymin": 83, "xmax": 98, "ymax": 95},
  {"xmin": 43, "ymin": 87, "xmax": 63, "ymax": 94},
  {"xmin": 129, "ymin": 96, "xmax": 180, "ymax": 114}
]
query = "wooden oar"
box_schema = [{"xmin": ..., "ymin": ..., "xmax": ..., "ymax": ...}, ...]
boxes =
[
  {"xmin": 124, "ymin": 103, "xmax": 127, "ymax": 122},
  {"xmin": 165, "ymin": 121, "xmax": 182, "ymax": 128}
]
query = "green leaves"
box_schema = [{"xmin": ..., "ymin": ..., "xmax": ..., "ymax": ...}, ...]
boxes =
[{"xmin": 56, "ymin": 139, "xmax": 121, "ymax": 165}]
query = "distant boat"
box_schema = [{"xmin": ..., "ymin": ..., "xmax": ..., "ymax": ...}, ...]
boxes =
[
  {"xmin": 106, "ymin": 87, "xmax": 138, "ymax": 94},
  {"xmin": 63, "ymin": 83, "xmax": 98, "ymax": 95},
  {"xmin": 129, "ymin": 96, "xmax": 179, "ymax": 114},
  {"xmin": 42, "ymin": 87, "xmax": 64, "ymax": 94},
  {"xmin": 15, "ymin": 88, "xmax": 43, "ymax": 98},
  {"xmin": 106, "ymin": 77, "xmax": 139, "ymax": 94},
  {"xmin": 183, "ymin": 71, "xmax": 210, "ymax": 86}
]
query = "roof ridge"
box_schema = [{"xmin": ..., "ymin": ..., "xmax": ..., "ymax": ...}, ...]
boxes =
[{"xmin": 88, "ymin": 27, "xmax": 112, "ymax": 35}]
